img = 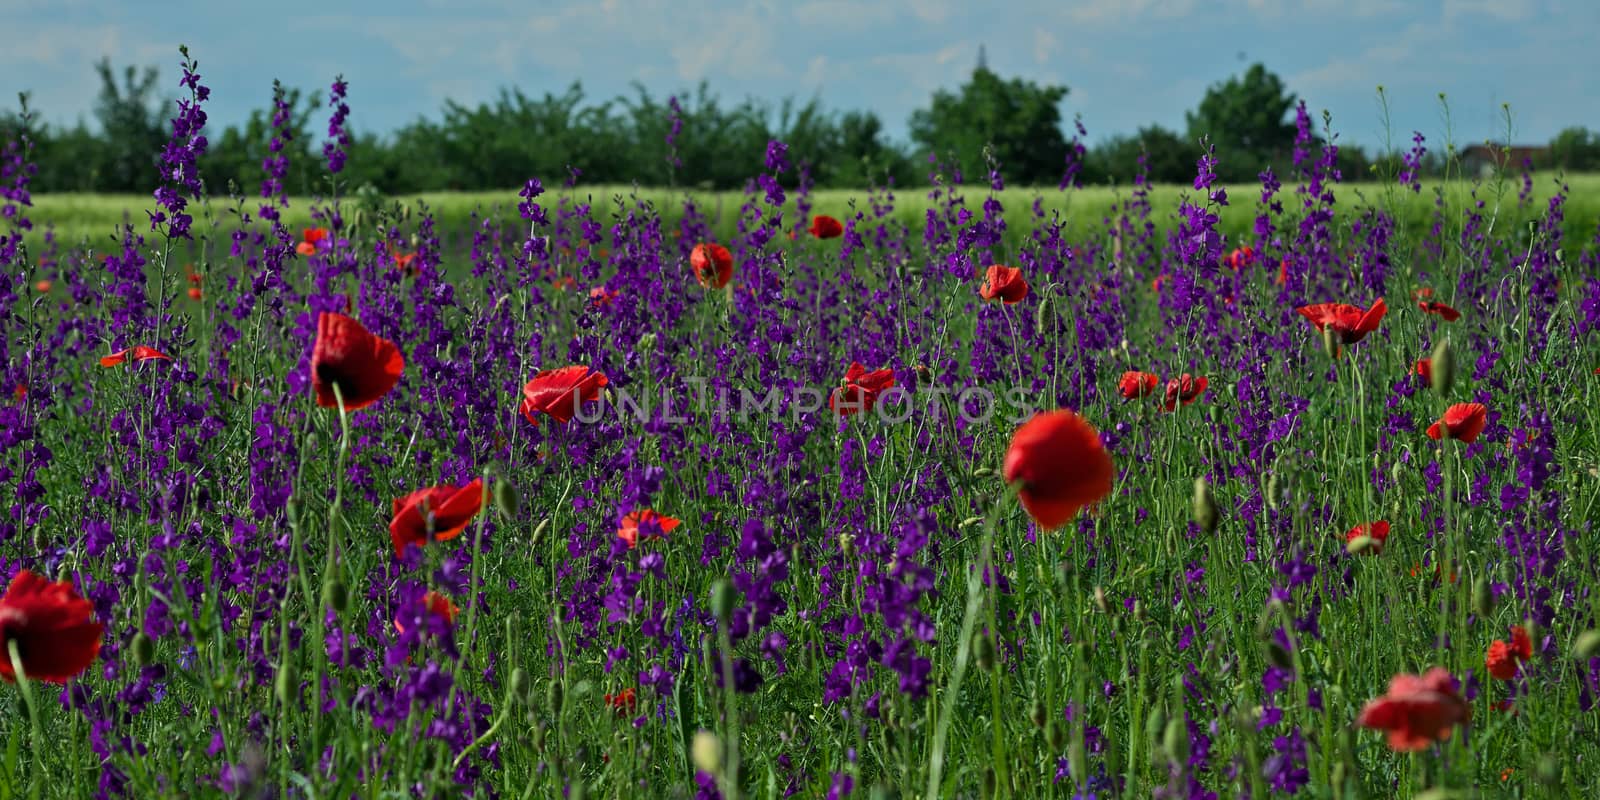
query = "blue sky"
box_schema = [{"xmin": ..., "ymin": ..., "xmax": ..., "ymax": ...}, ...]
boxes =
[{"xmin": 2, "ymin": 0, "xmax": 1596, "ymax": 154}]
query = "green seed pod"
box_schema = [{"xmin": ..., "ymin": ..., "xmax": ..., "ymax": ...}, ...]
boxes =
[
  {"xmin": 323, "ymin": 578, "xmax": 350, "ymax": 615},
  {"xmin": 132, "ymin": 632, "xmax": 156, "ymax": 667},
  {"xmin": 975, "ymin": 634, "xmax": 998, "ymax": 672},
  {"xmin": 546, "ymin": 681, "xmax": 564, "ymax": 716},
  {"xmin": 710, "ymin": 580, "xmax": 736, "ymax": 626},
  {"xmin": 1192, "ymin": 477, "xmax": 1219, "ymax": 534},
  {"xmin": 494, "ymin": 477, "xmax": 520, "ymax": 518},
  {"xmin": 1163, "ymin": 717, "xmax": 1190, "ymax": 764},
  {"xmin": 1574, "ymin": 630, "xmax": 1600, "ymax": 660},
  {"xmin": 1029, "ymin": 697, "xmax": 1048, "ymax": 728},
  {"xmin": 1472, "ymin": 576, "xmax": 1493, "ymax": 617},
  {"xmin": 1430, "ymin": 337, "xmax": 1455, "ymax": 399}
]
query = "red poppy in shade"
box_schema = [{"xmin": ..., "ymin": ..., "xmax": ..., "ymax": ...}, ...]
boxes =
[
  {"xmin": 1003, "ymin": 410, "xmax": 1114, "ymax": 531},
  {"xmin": 589, "ymin": 286, "xmax": 618, "ymax": 309},
  {"xmin": 617, "ymin": 509, "xmax": 683, "ymax": 549},
  {"xmin": 689, "ymin": 243, "xmax": 734, "ymax": 289},
  {"xmin": 187, "ymin": 287, "xmax": 203, "ymax": 301},
  {"xmin": 11, "ymin": 385, "xmax": 23, "ymax": 402},
  {"xmin": 1276, "ymin": 259, "xmax": 1288, "ymax": 286},
  {"xmin": 808, "ymin": 214, "xmax": 844, "ymax": 239},
  {"xmin": 1426, "ymin": 403, "xmax": 1488, "ymax": 444},
  {"xmin": 311, "ymin": 313, "xmax": 404, "ymax": 411},
  {"xmin": 1418, "ymin": 301, "xmax": 1461, "ymax": 321},
  {"xmin": 1296, "ymin": 298, "xmax": 1388, "ymax": 344},
  {"xmin": 394, "ymin": 591, "xmax": 459, "ymax": 634},
  {"xmin": 1412, "ymin": 286, "xmax": 1434, "ymax": 301},
  {"xmin": 296, "ymin": 227, "xmax": 329, "ymax": 256},
  {"xmin": 604, "ymin": 687, "xmax": 637, "ymax": 716},
  {"xmin": 828, "ymin": 362, "xmax": 895, "ymax": 416},
  {"xmin": 1160, "ymin": 374, "xmax": 1208, "ymax": 412},
  {"xmin": 0, "ymin": 570, "xmax": 104, "ymax": 684},
  {"xmin": 98, "ymin": 346, "xmax": 173, "ymax": 367},
  {"xmin": 979, "ymin": 265, "xmax": 1029, "ymax": 304},
  {"xmin": 1414, "ymin": 358, "xmax": 1432, "ymax": 387},
  {"xmin": 1345, "ymin": 520, "xmax": 1391, "ymax": 554},
  {"xmin": 519, "ymin": 365, "xmax": 608, "ymax": 424},
  {"xmin": 389, "ymin": 479, "xmax": 485, "ymax": 557},
  {"xmin": 34, "ymin": 280, "xmax": 50, "ymax": 293},
  {"xmin": 1357, "ymin": 667, "xmax": 1470, "ymax": 752},
  {"xmin": 1117, "ymin": 371, "xmax": 1160, "ymax": 400}
]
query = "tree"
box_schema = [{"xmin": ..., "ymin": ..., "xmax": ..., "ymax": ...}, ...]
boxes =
[
  {"xmin": 908, "ymin": 65, "xmax": 1070, "ymax": 185},
  {"xmin": 92, "ymin": 59, "xmax": 167, "ymax": 193},
  {"xmin": 1090, "ymin": 125, "xmax": 1195, "ymax": 184},
  {"xmin": 1548, "ymin": 127, "xmax": 1600, "ymax": 171},
  {"xmin": 1185, "ymin": 63, "xmax": 1297, "ymax": 182}
]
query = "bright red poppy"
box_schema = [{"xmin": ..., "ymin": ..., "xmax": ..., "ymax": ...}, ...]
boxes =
[
  {"xmin": 34, "ymin": 280, "xmax": 50, "ymax": 293},
  {"xmin": 808, "ymin": 215, "xmax": 844, "ymax": 239},
  {"xmin": 1485, "ymin": 625, "xmax": 1533, "ymax": 680},
  {"xmin": 589, "ymin": 286, "xmax": 618, "ymax": 309},
  {"xmin": 828, "ymin": 362, "xmax": 895, "ymax": 416},
  {"xmin": 1275, "ymin": 259, "xmax": 1288, "ymax": 286},
  {"xmin": 1345, "ymin": 520, "xmax": 1391, "ymax": 554},
  {"xmin": 1161, "ymin": 374, "xmax": 1208, "ymax": 412},
  {"xmin": 1414, "ymin": 359, "xmax": 1432, "ymax": 387},
  {"xmin": 1357, "ymin": 667, "xmax": 1470, "ymax": 752},
  {"xmin": 296, "ymin": 227, "xmax": 330, "ymax": 256},
  {"xmin": 394, "ymin": 591, "xmax": 460, "ymax": 634},
  {"xmin": 389, "ymin": 479, "xmax": 485, "ymax": 557},
  {"xmin": 617, "ymin": 509, "xmax": 682, "ymax": 549},
  {"xmin": 0, "ymin": 570, "xmax": 104, "ymax": 684},
  {"xmin": 1226, "ymin": 245, "xmax": 1256, "ymax": 271},
  {"xmin": 604, "ymin": 687, "xmax": 637, "ymax": 716},
  {"xmin": 690, "ymin": 243, "xmax": 734, "ymax": 289},
  {"xmin": 1296, "ymin": 299, "xmax": 1388, "ymax": 344},
  {"xmin": 187, "ymin": 287, "xmax": 203, "ymax": 301},
  {"xmin": 979, "ymin": 265, "xmax": 1029, "ymax": 304},
  {"xmin": 1426, "ymin": 403, "xmax": 1488, "ymax": 444},
  {"xmin": 311, "ymin": 313, "xmax": 404, "ymax": 411},
  {"xmin": 392, "ymin": 250, "xmax": 417, "ymax": 277},
  {"xmin": 1003, "ymin": 410, "xmax": 1114, "ymax": 531},
  {"xmin": 519, "ymin": 366, "xmax": 608, "ymax": 424},
  {"xmin": 1117, "ymin": 371, "xmax": 1160, "ymax": 400},
  {"xmin": 98, "ymin": 346, "xmax": 173, "ymax": 367},
  {"xmin": 1419, "ymin": 301, "xmax": 1461, "ymax": 321}
]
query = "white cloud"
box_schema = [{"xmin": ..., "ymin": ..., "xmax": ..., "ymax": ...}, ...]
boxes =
[
  {"xmin": 1443, "ymin": 0, "xmax": 1537, "ymax": 21},
  {"xmin": 1063, "ymin": 0, "xmax": 1196, "ymax": 23},
  {"xmin": 1033, "ymin": 29, "xmax": 1057, "ymax": 64}
]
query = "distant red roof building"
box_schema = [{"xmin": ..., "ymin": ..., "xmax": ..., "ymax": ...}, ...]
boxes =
[{"xmin": 1458, "ymin": 143, "xmax": 1547, "ymax": 177}]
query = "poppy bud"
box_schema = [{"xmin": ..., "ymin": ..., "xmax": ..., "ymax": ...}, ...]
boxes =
[
  {"xmin": 1029, "ymin": 697, "xmax": 1048, "ymax": 728},
  {"xmin": 1322, "ymin": 326, "xmax": 1340, "ymax": 360},
  {"xmin": 1163, "ymin": 718, "xmax": 1189, "ymax": 764},
  {"xmin": 1092, "ymin": 585, "xmax": 1109, "ymax": 614},
  {"xmin": 409, "ymin": 233, "xmax": 420, "ymax": 249},
  {"xmin": 1265, "ymin": 639, "xmax": 1296, "ymax": 671},
  {"xmin": 322, "ymin": 578, "xmax": 350, "ymax": 614},
  {"xmin": 1034, "ymin": 293, "xmax": 1052, "ymax": 330},
  {"xmin": 546, "ymin": 681, "xmax": 564, "ymax": 715},
  {"xmin": 1345, "ymin": 536, "xmax": 1379, "ymax": 556},
  {"xmin": 972, "ymin": 467, "xmax": 995, "ymax": 479},
  {"xmin": 132, "ymin": 632, "xmax": 156, "ymax": 667},
  {"xmin": 530, "ymin": 517, "xmax": 550, "ymax": 550},
  {"xmin": 975, "ymin": 633, "xmax": 997, "ymax": 672},
  {"xmin": 1131, "ymin": 599, "xmax": 1145, "ymax": 623},
  {"xmin": 1524, "ymin": 618, "xmax": 1542, "ymax": 648},
  {"xmin": 838, "ymin": 532, "xmax": 857, "ymax": 557},
  {"xmin": 1472, "ymin": 576, "xmax": 1493, "ymax": 617},
  {"xmin": 1430, "ymin": 337, "xmax": 1455, "ymax": 398},
  {"xmin": 1046, "ymin": 718, "xmax": 1067, "ymax": 751},
  {"xmin": 710, "ymin": 580, "xmax": 736, "ymax": 626},
  {"xmin": 509, "ymin": 667, "xmax": 530, "ymax": 706},
  {"xmin": 1574, "ymin": 630, "xmax": 1600, "ymax": 660},
  {"xmin": 691, "ymin": 730, "xmax": 721, "ymax": 774},
  {"xmin": 1192, "ymin": 477, "xmax": 1219, "ymax": 534},
  {"xmin": 637, "ymin": 333, "xmax": 657, "ymax": 355},
  {"xmin": 958, "ymin": 517, "xmax": 985, "ymax": 529},
  {"xmin": 494, "ymin": 478, "xmax": 520, "ymax": 517},
  {"xmin": 1536, "ymin": 753, "xmax": 1561, "ymax": 786},
  {"xmin": 275, "ymin": 661, "xmax": 297, "ymax": 706},
  {"xmin": 981, "ymin": 769, "xmax": 997, "ymax": 799},
  {"xmin": 1331, "ymin": 762, "xmax": 1348, "ymax": 792},
  {"xmin": 914, "ymin": 364, "xmax": 932, "ymax": 383},
  {"xmin": 1265, "ymin": 471, "xmax": 1281, "ymax": 512},
  {"xmin": 348, "ymin": 210, "xmax": 364, "ymax": 231}
]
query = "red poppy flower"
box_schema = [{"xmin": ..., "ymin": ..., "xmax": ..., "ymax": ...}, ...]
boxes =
[
  {"xmin": 1226, "ymin": 245, "xmax": 1256, "ymax": 271},
  {"xmin": 11, "ymin": 385, "xmax": 23, "ymax": 402},
  {"xmin": 296, "ymin": 227, "xmax": 329, "ymax": 256},
  {"xmin": 1003, "ymin": 410, "xmax": 1114, "ymax": 531},
  {"xmin": 1296, "ymin": 298, "xmax": 1387, "ymax": 344},
  {"xmin": 690, "ymin": 243, "xmax": 734, "ymax": 289},
  {"xmin": 1426, "ymin": 403, "xmax": 1488, "ymax": 444},
  {"xmin": 617, "ymin": 509, "xmax": 682, "ymax": 549},
  {"xmin": 187, "ymin": 287, "xmax": 203, "ymax": 301},
  {"xmin": 828, "ymin": 362, "xmax": 895, "ymax": 416},
  {"xmin": 519, "ymin": 365, "xmax": 608, "ymax": 424},
  {"xmin": 394, "ymin": 591, "xmax": 459, "ymax": 634},
  {"xmin": 1275, "ymin": 259, "xmax": 1289, "ymax": 286},
  {"xmin": 389, "ymin": 479, "xmax": 485, "ymax": 557},
  {"xmin": 1484, "ymin": 625, "xmax": 1531, "ymax": 681},
  {"xmin": 1117, "ymin": 371, "xmax": 1160, "ymax": 400},
  {"xmin": 1414, "ymin": 358, "xmax": 1432, "ymax": 387},
  {"xmin": 98, "ymin": 346, "xmax": 173, "ymax": 367},
  {"xmin": 1160, "ymin": 374, "xmax": 1208, "ymax": 412},
  {"xmin": 185, "ymin": 270, "xmax": 202, "ymax": 286},
  {"xmin": 551, "ymin": 276, "xmax": 576, "ymax": 292},
  {"xmin": 0, "ymin": 570, "xmax": 104, "ymax": 684},
  {"xmin": 979, "ymin": 265, "xmax": 1029, "ymax": 304},
  {"xmin": 1357, "ymin": 667, "xmax": 1470, "ymax": 752},
  {"xmin": 34, "ymin": 280, "xmax": 50, "ymax": 293},
  {"xmin": 392, "ymin": 250, "xmax": 417, "ymax": 277},
  {"xmin": 808, "ymin": 215, "xmax": 844, "ymax": 239},
  {"xmin": 1418, "ymin": 301, "xmax": 1461, "ymax": 321},
  {"xmin": 589, "ymin": 286, "xmax": 618, "ymax": 309},
  {"xmin": 311, "ymin": 313, "xmax": 404, "ymax": 411},
  {"xmin": 1151, "ymin": 275, "xmax": 1167, "ymax": 293},
  {"xmin": 604, "ymin": 687, "xmax": 637, "ymax": 716},
  {"xmin": 1412, "ymin": 287, "xmax": 1434, "ymax": 302},
  {"xmin": 1345, "ymin": 520, "xmax": 1391, "ymax": 554}
]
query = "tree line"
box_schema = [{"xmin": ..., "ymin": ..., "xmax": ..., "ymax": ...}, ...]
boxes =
[{"xmin": 6, "ymin": 58, "xmax": 1599, "ymax": 195}]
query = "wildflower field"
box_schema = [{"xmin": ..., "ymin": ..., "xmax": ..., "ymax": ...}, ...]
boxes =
[{"xmin": 5, "ymin": 58, "xmax": 1600, "ymax": 800}]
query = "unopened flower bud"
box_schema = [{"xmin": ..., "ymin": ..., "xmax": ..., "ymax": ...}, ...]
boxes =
[
  {"xmin": 322, "ymin": 578, "xmax": 350, "ymax": 614},
  {"xmin": 1163, "ymin": 718, "xmax": 1190, "ymax": 764},
  {"xmin": 710, "ymin": 580, "xmax": 736, "ymax": 626},
  {"xmin": 275, "ymin": 661, "xmax": 297, "ymax": 706},
  {"xmin": 1345, "ymin": 536, "xmax": 1379, "ymax": 556},
  {"xmin": 546, "ymin": 681, "xmax": 564, "ymax": 715},
  {"xmin": 1430, "ymin": 337, "xmax": 1455, "ymax": 398},
  {"xmin": 494, "ymin": 478, "xmax": 520, "ymax": 517},
  {"xmin": 1192, "ymin": 477, "xmax": 1219, "ymax": 534},
  {"xmin": 509, "ymin": 667, "xmax": 530, "ymax": 705},
  {"xmin": 1046, "ymin": 719, "xmax": 1066, "ymax": 751},
  {"xmin": 132, "ymin": 632, "xmax": 155, "ymax": 667},
  {"xmin": 1322, "ymin": 326, "xmax": 1340, "ymax": 360},
  {"xmin": 1573, "ymin": 630, "xmax": 1600, "ymax": 660},
  {"xmin": 1029, "ymin": 697, "xmax": 1048, "ymax": 728},
  {"xmin": 1472, "ymin": 576, "xmax": 1493, "ymax": 617},
  {"xmin": 975, "ymin": 633, "xmax": 997, "ymax": 672},
  {"xmin": 1265, "ymin": 640, "xmax": 1295, "ymax": 671},
  {"xmin": 691, "ymin": 730, "xmax": 721, "ymax": 774}
]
